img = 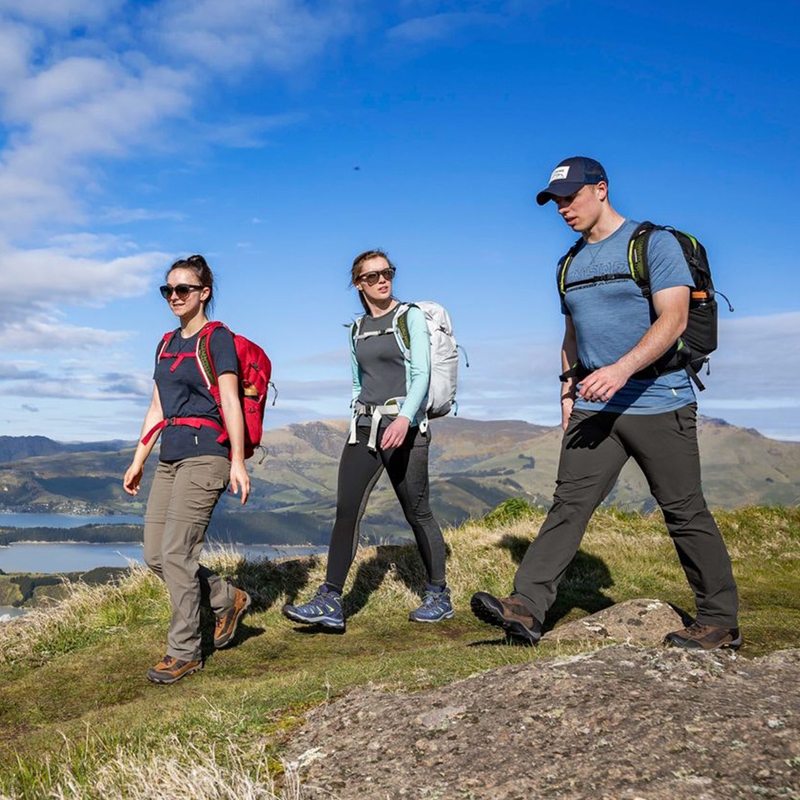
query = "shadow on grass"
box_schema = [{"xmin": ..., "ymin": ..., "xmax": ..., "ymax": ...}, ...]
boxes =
[
  {"xmin": 497, "ymin": 534, "xmax": 615, "ymax": 632},
  {"xmin": 195, "ymin": 554, "xmax": 319, "ymax": 655},
  {"xmin": 228, "ymin": 554, "xmax": 320, "ymax": 612},
  {"xmin": 343, "ymin": 543, "xmax": 451, "ymax": 619}
]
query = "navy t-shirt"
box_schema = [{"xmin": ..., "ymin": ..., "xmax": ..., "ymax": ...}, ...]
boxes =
[{"xmin": 154, "ymin": 326, "xmax": 238, "ymax": 461}]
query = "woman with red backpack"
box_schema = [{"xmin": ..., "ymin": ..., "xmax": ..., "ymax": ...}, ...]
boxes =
[{"xmin": 123, "ymin": 255, "xmax": 252, "ymax": 684}]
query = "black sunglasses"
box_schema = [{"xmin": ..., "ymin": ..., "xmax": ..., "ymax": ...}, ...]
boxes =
[
  {"xmin": 358, "ymin": 267, "xmax": 396, "ymax": 286},
  {"xmin": 159, "ymin": 283, "xmax": 204, "ymax": 300}
]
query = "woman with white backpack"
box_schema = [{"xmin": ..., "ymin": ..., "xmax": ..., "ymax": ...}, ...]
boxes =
[{"xmin": 282, "ymin": 249, "xmax": 451, "ymax": 629}]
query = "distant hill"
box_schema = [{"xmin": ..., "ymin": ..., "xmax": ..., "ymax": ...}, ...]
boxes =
[
  {"xmin": 0, "ymin": 436, "xmax": 131, "ymax": 464},
  {"xmin": 0, "ymin": 417, "xmax": 797, "ymax": 543}
]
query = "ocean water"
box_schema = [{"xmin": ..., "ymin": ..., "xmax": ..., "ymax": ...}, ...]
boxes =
[
  {"xmin": 0, "ymin": 606, "xmax": 26, "ymax": 622},
  {"xmin": 0, "ymin": 542, "xmax": 325, "ymax": 574},
  {"xmin": 0, "ymin": 513, "xmax": 144, "ymax": 528}
]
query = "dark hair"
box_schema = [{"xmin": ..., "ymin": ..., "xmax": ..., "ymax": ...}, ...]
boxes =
[
  {"xmin": 350, "ymin": 249, "xmax": 395, "ymax": 314},
  {"xmin": 167, "ymin": 254, "xmax": 214, "ymax": 315}
]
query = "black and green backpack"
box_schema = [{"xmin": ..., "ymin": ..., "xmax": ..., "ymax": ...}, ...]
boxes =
[{"xmin": 557, "ymin": 221, "xmax": 733, "ymax": 391}]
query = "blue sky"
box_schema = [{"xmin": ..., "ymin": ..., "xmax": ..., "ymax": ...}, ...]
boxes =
[{"xmin": 0, "ymin": 0, "xmax": 798, "ymax": 442}]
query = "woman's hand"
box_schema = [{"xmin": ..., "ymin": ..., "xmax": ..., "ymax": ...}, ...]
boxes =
[
  {"xmin": 229, "ymin": 459, "xmax": 250, "ymax": 506},
  {"xmin": 123, "ymin": 462, "xmax": 144, "ymax": 496},
  {"xmin": 381, "ymin": 416, "xmax": 410, "ymax": 450}
]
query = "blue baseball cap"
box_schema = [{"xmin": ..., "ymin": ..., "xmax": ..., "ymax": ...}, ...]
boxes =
[{"xmin": 536, "ymin": 157, "xmax": 608, "ymax": 205}]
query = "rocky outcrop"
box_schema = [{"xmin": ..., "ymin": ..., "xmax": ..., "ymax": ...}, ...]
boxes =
[
  {"xmin": 285, "ymin": 645, "xmax": 800, "ymax": 799},
  {"xmin": 541, "ymin": 597, "xmax": 685, "ymax": 645}
]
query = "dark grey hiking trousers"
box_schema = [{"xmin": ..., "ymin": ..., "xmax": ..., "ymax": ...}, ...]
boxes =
[{"xmin": 513, "ymin": 404, "xmax": 739, "ymax": 628}]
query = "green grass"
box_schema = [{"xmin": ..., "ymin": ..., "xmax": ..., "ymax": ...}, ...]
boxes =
[{"xmin": 0, "ymin": 505, "xmax": 798, "ymax": 798}]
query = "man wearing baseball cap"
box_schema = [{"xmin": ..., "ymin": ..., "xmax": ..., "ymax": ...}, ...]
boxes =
[{"xmin": 471, "ymin": 157, "xmax": 740, "ymax": 650}]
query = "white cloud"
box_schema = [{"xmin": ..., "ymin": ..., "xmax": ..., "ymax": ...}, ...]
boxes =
[
  {"xmin": 0, "ymin": 0, "xmax": 122, "ymax": 27},
  {"xmin": 387, "ymin": 11, "xmax": 493, "ymax": 43},
  {"xmin": 0, "ymin": 54, "xmax": 193, "ymax": 231},
  {"xmin": 0, "ymin": 240, "xmax": 167, "ymax": 311},
  {"xmin": 149, "ymin": 0, "xmax": 356, "ymax": 73},
  {"xmin": 0, "ymin": 320, "xmax": 131, "ymax": 352},
  {"xmin": 101, "ymin": 207, "xmax": 188, "ymax": 224}
]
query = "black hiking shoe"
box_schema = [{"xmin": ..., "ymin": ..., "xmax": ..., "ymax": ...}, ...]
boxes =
[
  {"xmin": 470, "ymin": 592, "xmax": 542, "ymax": 646},
  {"xmin": 664, "ymin": 621, "xmax": 742, "ymax": 651}
]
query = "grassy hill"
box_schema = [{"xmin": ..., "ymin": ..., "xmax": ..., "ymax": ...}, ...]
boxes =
[{"xmin": 0, "ymin": 504, "xmax": 797, "ymax": 798}]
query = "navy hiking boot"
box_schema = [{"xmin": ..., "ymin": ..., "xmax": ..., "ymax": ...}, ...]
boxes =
[
  {"xmin": 282, "ymin": 585, "xmax": 344, "ymax": 630},
  {"xmin": 409, "ymin": 586, "xmax": 454, "ymax": 623}
]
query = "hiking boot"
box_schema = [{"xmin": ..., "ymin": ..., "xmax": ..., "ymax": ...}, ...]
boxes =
[
  {"xmin": 409, "ymin": 587, "xmax": 454, "ymax": 623},
  {"xmin": 470, "ymin": 591, "xmax": 542, "ymax": 646},
  {"xmin": 214, "ymin": 587, "xmax": 252, "ymax": 649},
  {"xmin": 282, "ymin": 585, "xmax": 344, "ymax": 630},
  {"xmin": 664, "ymin": 621, "xmax": 742, "ymax": 651},
  {"xmin": 146, "ymin": 655, "xmax": 202, "ymax": 684}
]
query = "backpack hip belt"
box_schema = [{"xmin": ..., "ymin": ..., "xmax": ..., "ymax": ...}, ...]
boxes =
[
  {"xmin": 349, "ymin": 398, "xmax": 405, "ymax": 451},
  {"xmin": 141, "ymin": 416, "xmax": 225, "ymax": 446}
]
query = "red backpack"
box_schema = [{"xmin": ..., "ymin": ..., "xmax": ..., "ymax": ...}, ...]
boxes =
[{"xmin": 142, "ymin": 321, "xmax": 272, "ymax": 460}]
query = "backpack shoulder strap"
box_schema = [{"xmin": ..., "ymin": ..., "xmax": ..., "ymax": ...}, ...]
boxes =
[
  {"xmin": 195, "ymin": 321, "xmax": 228, "ymax": 391},
  {"xmin": 157, "ymin": 329, "xmax": 178, "ymax": 360},
  {"xmin": 350, "ymin": 315, "xmax": 366, "ymax": 349},
  {"xmin": 627, "ymin": 221, "xmax": 662, "ymax": 299},
  {"xmin": 557, "ymin": 238, "xmax": 584, "ymax": 298},
  {"xmin": 394, "ymin": 302, "xmax": 416, "ymax": 351}
]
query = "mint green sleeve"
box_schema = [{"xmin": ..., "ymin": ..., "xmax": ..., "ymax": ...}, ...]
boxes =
[
  {"xmin": 399, "ymin": 306, "xmax": 430, "ymax": 422},
  {"xmin": 350, "ymin": 323, "xmax": 361, "ymax": 404}
]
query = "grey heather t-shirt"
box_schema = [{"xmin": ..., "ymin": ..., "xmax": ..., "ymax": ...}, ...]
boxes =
[
  {"xmin": 355, "ymin": 308, "xmax": 407, "ymax": 426},
  {"xmin": 561, "ymin": 218, "xmax": 696, "ymax": 414}
]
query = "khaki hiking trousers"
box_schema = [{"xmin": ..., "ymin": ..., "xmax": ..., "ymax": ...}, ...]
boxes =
[{"xmin": 144, "ymin": 455, "xmax": 236, "ymax": 661}]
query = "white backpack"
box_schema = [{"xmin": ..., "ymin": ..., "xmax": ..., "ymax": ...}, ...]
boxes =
[
  {"xmin": 352, "ymin": 301, "xmax": 463, "ymax": 415},
  {"xmin": 396, "ymin": 301, "xmax": 461, "ymax": 419}
]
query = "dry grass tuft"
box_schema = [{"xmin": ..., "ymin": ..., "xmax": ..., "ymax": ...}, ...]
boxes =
[
  {"xmin": 3, "ymin": 736, "xmax": 302, "ymax": 800},
  {"xmin": 0, "ymin": 565, "xmax": 165, "ymax": 668}
]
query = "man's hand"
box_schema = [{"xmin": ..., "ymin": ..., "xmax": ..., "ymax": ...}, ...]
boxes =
[
  {"xmin": 577, "ymin": 362, "xmax": 633, "ymax": 404},
  {"xmin": 560, "ymin": 396, "xmax": 574, "ymax": 430}
]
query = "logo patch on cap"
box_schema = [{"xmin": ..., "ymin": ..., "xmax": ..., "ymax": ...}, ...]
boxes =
[{"xmin": 549, "ymin": 166, "xmax": 570, "ymax": 182}]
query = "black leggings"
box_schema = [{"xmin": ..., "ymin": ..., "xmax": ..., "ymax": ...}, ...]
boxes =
[{"xmin": 325, "ymin": 425, "xmax": 447, "ymax": 592}]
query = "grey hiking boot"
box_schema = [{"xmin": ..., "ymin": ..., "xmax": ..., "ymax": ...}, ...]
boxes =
[
  {"xmin": 664, "ymin": 621, "xmax": 742, "ymax": 651},
  {"xmin": 470, "ymin": 591, "xmax": 542, "ymax": 645}
]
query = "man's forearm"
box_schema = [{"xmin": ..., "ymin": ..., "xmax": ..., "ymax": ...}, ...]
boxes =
[{"xmin": 614, "ymin": 308, "xmax": 686, "ymax": 376}]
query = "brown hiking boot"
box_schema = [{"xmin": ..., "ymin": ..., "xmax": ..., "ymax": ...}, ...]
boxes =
[
  {"xmin": 664, "ymin": 621, "xmax": 742, "ymax": 651},
  {"xmin": 214, "ymin": 587, "xmax": 252, "ymax": 649},
  {"xmin": 470, "ymin": 591, "xmax": 542, "ymax": 645},
  {"xmin": 146, "ymin": 655, "xmax": 202, "ymax": 684}
]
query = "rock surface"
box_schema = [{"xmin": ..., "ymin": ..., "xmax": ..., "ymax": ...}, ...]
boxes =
[
  {"xmin": 285, "ymin": 645, "xmax": 800, "ymax": 800},
  {"xmin": 541, "ymin": 598, "xmax": 684, "ymax": 645}
]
